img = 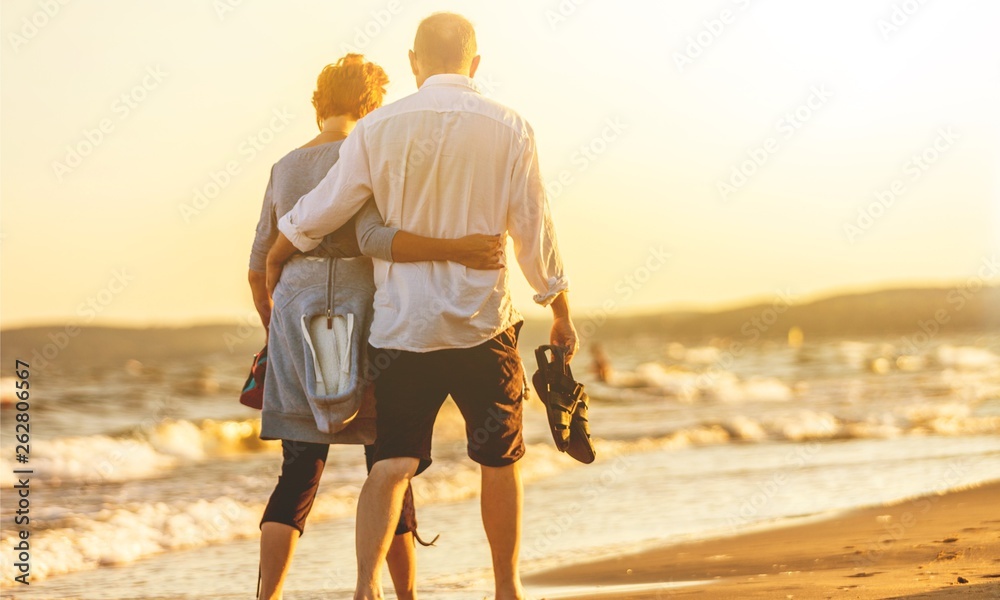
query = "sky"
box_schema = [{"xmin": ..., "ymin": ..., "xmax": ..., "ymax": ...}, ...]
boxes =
[{"xmin": 1, "ymin": 0, "xmax": 998, "ymax": 328}]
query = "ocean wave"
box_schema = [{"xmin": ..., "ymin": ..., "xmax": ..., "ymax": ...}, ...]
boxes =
[
  {"xmin": 2, "ymin": 404, "xmax": 999, "ymax": 587},
  {"xmin": 936, "ymin": 345, "xmax": 1000, "ymax": 370},
  {"xmin": 732, "ymin": 406, "xmax": 1000, "ymax": 442},
  {"xmin": 593, "ymin": 407, "xmax": 1000, "ymax": 450},
  {"xmin": 0, "ymin": 440, "xmax": 581, "ymax": 586},
  {"xmin": 5, "ymin": 376, "xmax": 997, "ymax": 497},
  {"xmin": 0, "ymin": 496, "xmax": 262, "ymax": 585},
  {"xmin": 598, "ymin": 363, "xmax": 794, "ymax": 404},
  {"xmin": 0, "ymin": 377, "xmax": 21, "ymax": 407},
  {"xmin": 0, "ymin": 417, "xmax": 275, "ymax": 488},
  {"xmin": 592, "ymin": 341, "xmax": 1000, "ymax": 406}
]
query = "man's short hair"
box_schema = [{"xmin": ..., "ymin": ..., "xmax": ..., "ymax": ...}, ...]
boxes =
[{"xmin": 413, "ymin": 12, "xmax": 477, "ymax": 72}]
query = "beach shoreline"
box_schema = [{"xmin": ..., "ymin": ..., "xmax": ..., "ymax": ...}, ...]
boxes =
[{"xmin": 525, "ymin": 480, "xmax": 1000, "ymax": 599}]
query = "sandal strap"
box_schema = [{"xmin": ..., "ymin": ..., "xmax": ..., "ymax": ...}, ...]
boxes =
[
  {"xmin": 535, "ymin": 345, "xmax": 587, "ymax": 415},
  {"xmin": 413, "ymin": 530, "xmax": 440, "ymax": 547},
  {"xmin": 547, "ymin": 384, "xmax": 580, "ymax": 412}
]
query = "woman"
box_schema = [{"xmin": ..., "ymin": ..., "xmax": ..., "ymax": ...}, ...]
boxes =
[{"xmin": 247, "ymin": 54, "xmax": 502, "ymax": 600}]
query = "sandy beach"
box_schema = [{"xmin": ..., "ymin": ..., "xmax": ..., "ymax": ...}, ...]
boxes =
[{"xmin": 527, "ymin": 481, "xmax": 1000, "ymax": 599}]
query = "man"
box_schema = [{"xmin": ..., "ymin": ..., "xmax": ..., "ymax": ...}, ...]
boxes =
[{"xmin": 266, "ymin": 12, "xmax": 577, "ymax": 600}]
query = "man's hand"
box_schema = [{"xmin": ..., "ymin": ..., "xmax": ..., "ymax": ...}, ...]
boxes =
[
  {"xmin": 451, "ymin": 234, "xmax": 505, "ymax": 270},
  {"xmin": 551, "ymin": 316, "xmax": 579, "ymax": 362},
  {"xmin": 266, "ymin": 259, "xmax": 284, "ymax": 297},
  {"xmin": 549, "ymin": 292, "xmax": 578, "ymax": 362},
  {"xmin": 266, "ymin": 233, "xmax": 299, "ymax": 296}
]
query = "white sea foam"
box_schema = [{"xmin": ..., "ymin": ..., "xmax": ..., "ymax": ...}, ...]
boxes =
[
  {"xmin": 0, "ymin": 417, "xmax": 275, "ymax": 487},
  {"xmin": 597, "ymin": 364, "xmax": 794, "ymax": 404},
  {"xmin": 683, "ymin": 346, "xmax": 722, "ymax": 365},
  {"xmin": 0, "ymin": 376, "xmax": 21, "ymax": 407},
  {"xmin": 718, "ymin": 415, "xmax": 769, "ymax": 441},
  {"xmin": 716, "ymin": 377, "xmax": 794, "ymax": 403},
  {"xmin": 0, "ymin": 440, "xmax": 584, "ymax": 586},
  {"xmin": 837, "ymin": 341, "xmax": 875, "ymax": 369},
  {"xmin": 0, "ymin": 496, "xmax": 261, "ymax": 584},
  {"xmin": 0, "ymin": 435, "xmax": 177, "ymax": 488},
  {"xmin": 3, "ymin": 405, "xmax": 998, "ymax": 587},
  {"xmin": 937, "ymin": 345, "xmax": 1000, "ymax": 370}
]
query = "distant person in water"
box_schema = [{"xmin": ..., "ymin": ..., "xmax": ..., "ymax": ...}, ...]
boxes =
[
  {"xmin": 591, "ymin": 343, "xmax": 611, "ymax": 383},
  {"xmin": 247, "ymin": 54, "xmax": 504, "ymax": 600},
  {"xmin": 265, "ymin": 14, "xmax": 577, "ymax": 600}
]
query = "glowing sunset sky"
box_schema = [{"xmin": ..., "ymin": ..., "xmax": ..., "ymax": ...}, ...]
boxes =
[{"xmin": 1, "ymin": 0, "xmax": 997, "ymax": 327}]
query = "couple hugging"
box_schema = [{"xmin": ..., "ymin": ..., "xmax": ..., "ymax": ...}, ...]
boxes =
[{"xmin": 247, "ymin": 12, "xmax": 578, "ymax": 600}]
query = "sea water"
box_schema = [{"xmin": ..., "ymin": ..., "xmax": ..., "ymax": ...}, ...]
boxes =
[{"xmin": 2, "ymin": 330, "xmax": 998, "ymax": 599}]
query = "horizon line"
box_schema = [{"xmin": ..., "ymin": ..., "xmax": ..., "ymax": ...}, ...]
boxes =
[{"xmin": 2, "ymin": 279, "xmax": 995, "ymax": 332}]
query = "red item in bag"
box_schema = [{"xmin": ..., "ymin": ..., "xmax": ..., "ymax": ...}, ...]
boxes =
[{"xmin": 239, "ymin": 345, "xmax": 267, "ymax": 410}]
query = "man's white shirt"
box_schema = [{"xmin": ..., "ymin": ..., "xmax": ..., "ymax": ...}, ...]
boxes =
[{"xmin": 279, "ymin": 74, "xmax": 568, "ymax": 351}]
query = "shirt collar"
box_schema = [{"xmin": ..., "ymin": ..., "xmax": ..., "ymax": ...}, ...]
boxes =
[{"xmin": 419, "ymin": 73, "xmax": 481, "ymax": 93}]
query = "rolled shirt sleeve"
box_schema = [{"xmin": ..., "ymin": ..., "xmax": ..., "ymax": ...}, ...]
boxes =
[
  {"xmin": 354, "ymin": 198, "xmax": 397, "ymax": 262},
  {"xmin": 278, "ymin": 121, "xmax": 375, "ymax": 252},
  {"xmin": 506, "ymin": 124, "xmax": 570, "ymax": 306}
]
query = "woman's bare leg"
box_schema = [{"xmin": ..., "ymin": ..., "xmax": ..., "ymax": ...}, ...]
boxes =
[
  {"xmin": 386, "ymin": 532, "xmax": 417, "ymax": 600},
  {"xmin": 259, "ymin": 521, "xmax": 300, "ymax": 600}
]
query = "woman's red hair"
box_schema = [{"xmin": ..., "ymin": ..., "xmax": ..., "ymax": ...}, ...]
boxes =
[{"xmin": 312, "ymin": 54, "xmax": 389, "ymax": 128}]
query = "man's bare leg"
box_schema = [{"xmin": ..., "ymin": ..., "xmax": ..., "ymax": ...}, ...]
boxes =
[
  {"xmin": 386, "ymin": 532, "xmax": 417, "ymax": 600},
  {"xmin": 355, "ymin": 457, "xmax": 420, "ymax": 600},
  {"xmin": 258, "ymin": 522, "xmax": 299, "ymax": 600},
  {"xmin": 481, "ymin": 462, "xmax": 525, "ymax": 600}
]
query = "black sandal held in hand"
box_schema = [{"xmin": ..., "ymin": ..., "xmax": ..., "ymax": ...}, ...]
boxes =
[{"xmin": 532, "ymin": 345, "xmax": 596, "ymax": 464}]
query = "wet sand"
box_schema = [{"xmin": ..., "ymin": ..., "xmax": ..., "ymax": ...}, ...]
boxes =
[{"xmin": 526, "ymin": 481, "xmax": 1000, "ymax": 599}]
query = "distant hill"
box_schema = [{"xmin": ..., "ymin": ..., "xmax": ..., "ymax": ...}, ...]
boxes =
[
  {"xmin": 596, "ymin": 286, "xmax": 1000, "ymax": 342},
  {"xmin": 2, "ymin": 286, "xmax": 997, "ymax": 372},
  {"xmin": 0, "ymin": 324, "xmax": 266, "ymax": 374}
]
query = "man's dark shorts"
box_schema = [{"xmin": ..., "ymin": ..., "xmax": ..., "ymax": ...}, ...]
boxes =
[{"xmin": 367, "ymin": 321, "xmax": 526, "ymax": 475}]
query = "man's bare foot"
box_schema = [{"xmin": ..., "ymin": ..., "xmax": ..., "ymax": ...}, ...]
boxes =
[
  {"xmin": 495, "ymin": 583, "xmax": 526, "ymax": 600},
  {"xmin": 353, "ymin": 584, "xmax": 382, "ymax": 600}
]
